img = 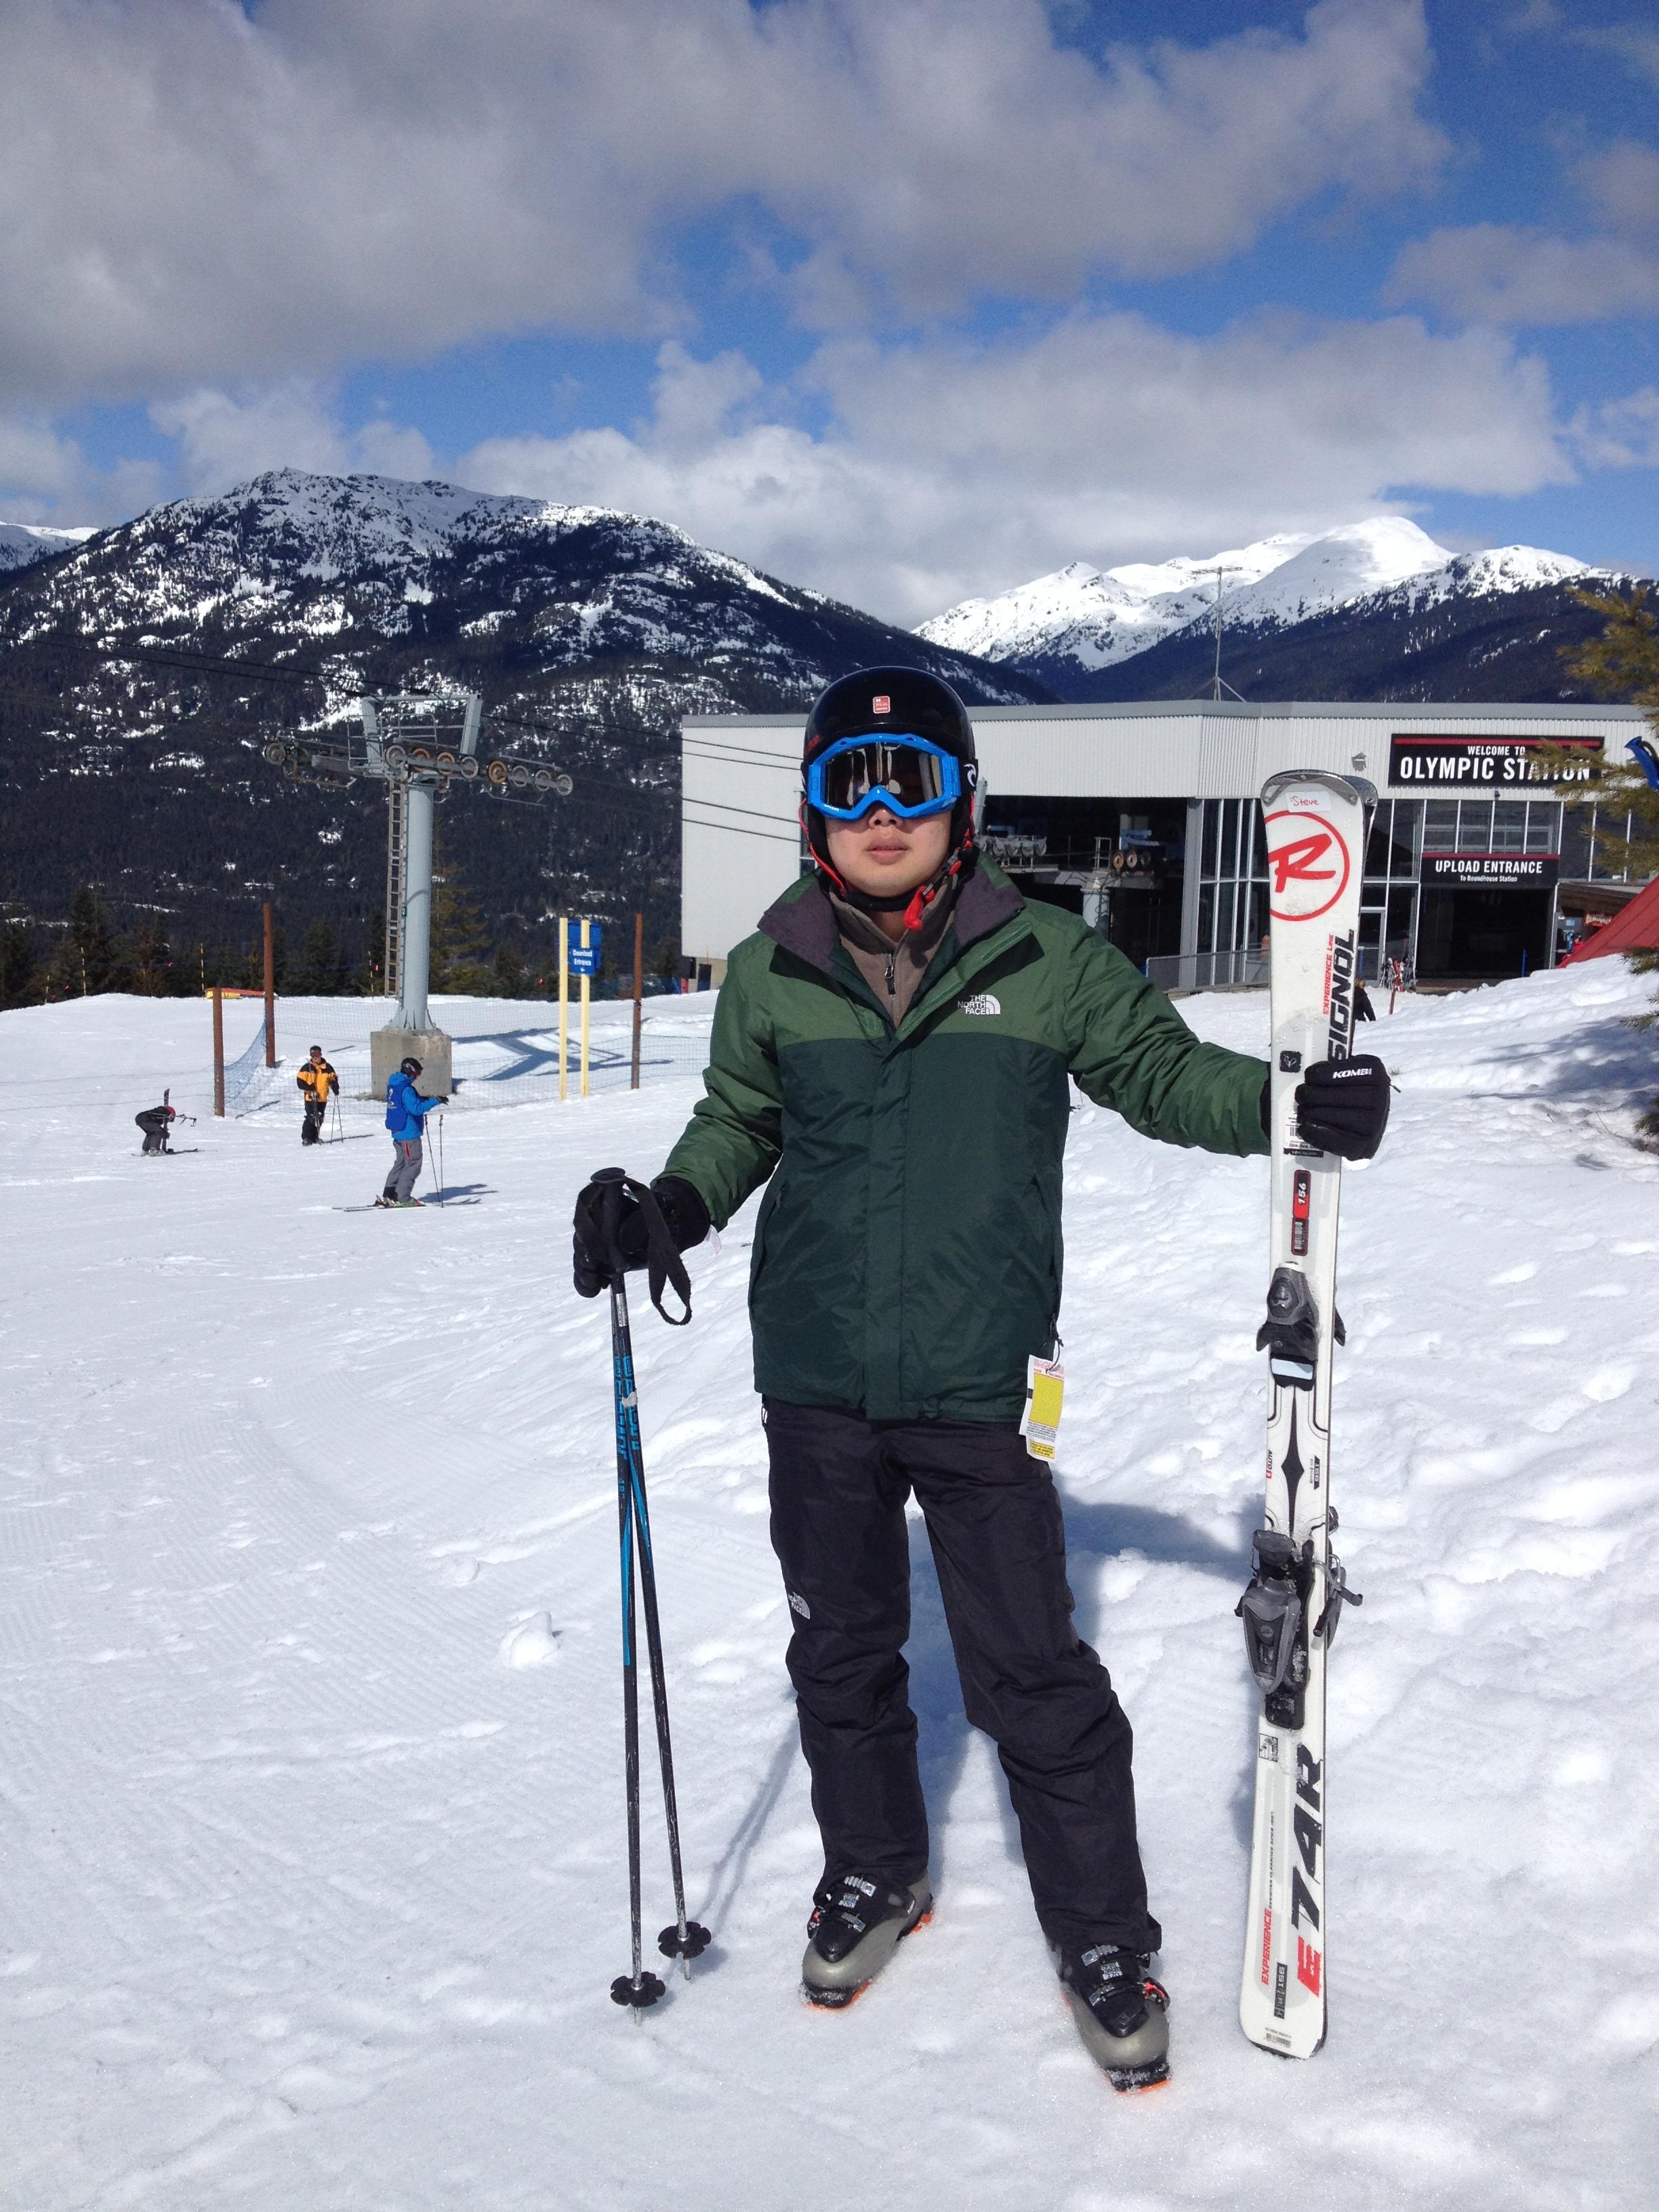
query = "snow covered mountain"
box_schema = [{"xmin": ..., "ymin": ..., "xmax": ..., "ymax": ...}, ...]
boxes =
[
  {"xmin": 5, "ymin": 469, "xmax": 1045, "ymax": 708},
  {"xmin": 0, "ymin": 518, "xmax": 96, "ymax": 575},
  {"xmin": 0, "ymin": 468, "xmax": 1046, "ymax": 956},
  {"xmin": 918, "ymin": 518, "xmax": 1603, "ymax": 698}
]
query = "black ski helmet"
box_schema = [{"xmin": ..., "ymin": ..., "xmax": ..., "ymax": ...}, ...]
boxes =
[
  {"xmin": 800, "ymin": 665, "xmax": 979, "ymax": 881},
  {"xmin": 400, "ymin": 1056, "xmax": 423, "ymax": 1078}
]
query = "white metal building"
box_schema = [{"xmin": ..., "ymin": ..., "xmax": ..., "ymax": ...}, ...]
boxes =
[{"xmin": 681, "ymin": 699, "xmax": 1652, "ymax": 989}]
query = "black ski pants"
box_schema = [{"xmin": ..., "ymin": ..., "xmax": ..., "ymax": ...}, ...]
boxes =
[
  {"xmin": 764, "ymin": 1397, "xmax": 1160, "ymax": 1957},
  {"xmin": 302, "ymin": 1099, "xmax": 326, "ymax": 1145}
]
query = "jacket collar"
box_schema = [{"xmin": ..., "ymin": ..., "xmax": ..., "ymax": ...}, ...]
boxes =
[{"xmin": 759, "ymin": 857, "xmax": 1025, "ymax": 980}]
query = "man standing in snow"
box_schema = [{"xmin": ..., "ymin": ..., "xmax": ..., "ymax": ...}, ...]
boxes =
[
  {"xmin": 378, "ymin": 1055, "xmax": 445, "ymax": 1208},
  {"xmin": 571, "ymin": 668, "xmax": 1389, "ymax": 2089},
  {"xmin": 296, "ymin": 1045, "xmax": 337, "ymax": 1146}
]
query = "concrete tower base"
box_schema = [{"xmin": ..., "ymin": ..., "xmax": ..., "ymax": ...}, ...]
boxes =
[{"xmin": 369, "ymin": 1025, "xmax": 453, "ymax": 1103}]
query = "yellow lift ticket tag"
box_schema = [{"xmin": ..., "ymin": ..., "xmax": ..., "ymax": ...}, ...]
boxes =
[{"xmin": 1019, "ymin": 1356, "xmax": 1065, "ymax": 1462}]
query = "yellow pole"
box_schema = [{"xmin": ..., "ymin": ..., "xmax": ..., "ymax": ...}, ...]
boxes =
[
  {"xmin": 558, "ymin": 915, "xmax": 569, "ymax": 1103},
  {"xmin": 579, "ymin": 917, "xmax": 592, "ymax": 1099}
]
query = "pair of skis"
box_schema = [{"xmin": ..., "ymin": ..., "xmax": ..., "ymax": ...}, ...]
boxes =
[{"xmin": 1238, "ymin": 769, "xmax": 1374, "ymax": 2062}]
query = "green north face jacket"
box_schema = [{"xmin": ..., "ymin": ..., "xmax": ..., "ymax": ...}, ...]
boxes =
[{"xmin": 664, "ymin": 861, "xmax": 1269, "ymax": 1422}]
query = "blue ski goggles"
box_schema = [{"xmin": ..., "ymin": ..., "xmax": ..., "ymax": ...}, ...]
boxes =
[{"xmin": 805, "ymin": 733, "xmax": 962, "ymax": 822}]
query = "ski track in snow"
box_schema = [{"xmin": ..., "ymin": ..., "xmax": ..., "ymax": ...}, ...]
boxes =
[{"xmin": 4, "ymin": 968, "xmax": 1658, "ymax": 2210}]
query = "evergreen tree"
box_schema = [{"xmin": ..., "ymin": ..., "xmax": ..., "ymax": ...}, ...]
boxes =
[
  {"xmin": 1554, "ymin": 586, "xmax": 1659, "ymax": 880},
  {"xmin": 0, "ymin": 917, "xmax": 39, "ymax": 1008},
  {"xmin": 47, "ymin": 886, "xmax": 124, "ymax": 996},
  {"xmin": 363, "ymin": 906, "xmax": 386, "ymax": 996},
  {"xmin": 295, "ymin": 918, "xmax": 342, "ymax": 995},
  {"xmin": 1555, "ymin": 586, "xmax": 1659, "ymax": 1136},
  {"xmin": 129, "ymin": 913, "xmax": 175, "ymax": 996},
  {"xmin": 429, "ymin": 851, "xmax": 494, "ymax": 994},
  {"xmin": 493, "ymin": 941, "xmax": 527, "ymax": 997}
]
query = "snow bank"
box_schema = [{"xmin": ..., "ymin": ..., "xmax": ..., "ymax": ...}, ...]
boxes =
[{"xmin": 4, "ymin": 966, "xmax": 1658, "ymax": 2210}]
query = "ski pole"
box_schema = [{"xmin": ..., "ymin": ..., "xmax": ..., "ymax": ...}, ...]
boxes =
[
  {"xmin": 616, "ymin": 1263, "xmax": 705, "ymax": 1980},
  {"xmin": 595, "ymin": 1171, "xmax": 708, "ymax": 2013},
  {"xmin": 436, "ymin": 1113, "xmax": 447, "ymax": 1206},
  {"xmin": 602, "ymin": 1174, "xmax": 658, "ymax": 2018}
]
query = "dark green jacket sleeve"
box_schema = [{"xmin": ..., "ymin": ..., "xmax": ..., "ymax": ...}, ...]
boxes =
[
  {"xmin": 661, "ymin": 938, "xmax": 783, "ymax": 1228},
  {"xmin": 1064, "ymin": 930, "xmax": 1269, "ymax": 1157}
]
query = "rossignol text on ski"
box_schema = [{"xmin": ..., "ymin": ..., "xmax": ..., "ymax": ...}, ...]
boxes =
[{"xmin": 1237, "ymin": 769, "xmax": 1374, "ymax": 2060}]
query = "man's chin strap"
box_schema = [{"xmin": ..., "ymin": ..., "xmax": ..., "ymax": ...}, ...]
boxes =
[{"xmin": 899, "ymin": 848, "xmax": 968, "ymax": 932}]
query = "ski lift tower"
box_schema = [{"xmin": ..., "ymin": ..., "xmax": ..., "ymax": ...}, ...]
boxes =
[
  {"xmin": 363, "ymin": 688, "xmax": 481, "ymax": 1101},
  {"xmin": 262, "ymin": 684, "xmax": 573, "ymax": 1101}
]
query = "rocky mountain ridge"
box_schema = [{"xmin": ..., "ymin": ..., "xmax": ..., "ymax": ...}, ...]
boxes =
[
  {"xmin": 917, "ymin": 516, "xmax": 1614, "ymax": 701},
  {"xmin": 0, "ymin": 469, "xmax": 1048, "ymax": 965}
]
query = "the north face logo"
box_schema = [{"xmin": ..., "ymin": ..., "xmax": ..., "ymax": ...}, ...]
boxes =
[{"xmin": 958, "ymin": 993, "xmax": 1001, "ymax": 1017}]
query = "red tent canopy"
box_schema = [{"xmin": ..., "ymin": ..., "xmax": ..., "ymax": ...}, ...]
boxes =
[{"xmin": 1562, "ymin": 874, "xmax": 1659, "ymax": 964}]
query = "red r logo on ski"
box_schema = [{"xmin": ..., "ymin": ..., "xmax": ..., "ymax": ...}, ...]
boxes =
[
  {"xmin": 1271, "ymin": 834, "xmax": 1335, "ymax": 894},
  {"xmin": 1265, "ymin": 809, "xmax": 1352, "ymax": 922}
]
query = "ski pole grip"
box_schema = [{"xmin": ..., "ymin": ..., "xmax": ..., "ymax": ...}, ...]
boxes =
[{"xmin": 592, "ymin": 1165, "xmax": 628, "ymax": 1288}]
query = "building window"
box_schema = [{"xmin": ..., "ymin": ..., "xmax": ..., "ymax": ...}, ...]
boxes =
[
  {"xmin": 1195, "ymin": 798, "xmax": 1267, "ymax": 963},
  {"xmin": 1361, "ymin": 800, "xmax": 1425, "ymax": 978}
]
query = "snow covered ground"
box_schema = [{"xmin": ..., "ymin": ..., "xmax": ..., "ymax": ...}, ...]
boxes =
[{"xmin": 5, "ymin": 965, "xmax": 1659, "ymax": 2211}]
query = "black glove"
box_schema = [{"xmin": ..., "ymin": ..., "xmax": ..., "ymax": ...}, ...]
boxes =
[
  {"xmin": 1294, "ymin": 1054, "xmax": 1391, "ymax": 1160},
  {"xmin": 573, "ymin": 1170, "xmax": 710, "ymax": 1308}
]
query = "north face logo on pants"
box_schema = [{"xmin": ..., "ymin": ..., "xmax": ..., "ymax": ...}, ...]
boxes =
[{"xmin": 958, "ymin": 993, "xmax": 1001, "ymax": 1016}]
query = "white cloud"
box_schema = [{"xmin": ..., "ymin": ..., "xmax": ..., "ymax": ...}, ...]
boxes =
[
  {"xmin": 1574, "ymin": 23, "xmax": 1659, "ymax": 88},
  {"xmin": 1387, "ymin": 136, "xmax": 1659, "ymax": 327},
  {"xmin": 0, "ymin": 0, "xmax": 1445, "ymax": 404},
  {"xmin": 1387, "ymin": 223, "xmax": 1659, "ymax": 326},
  {"xmin": 457, "ymin": 315, "xmax": 1570, "ymax": 622},
  {"xmin": 1571, "ymin": 386, "xmax": 1659, "ymax": 470},
  {"xmin": 147, "ymin": 382, "xmax": 434, "ymax": 497},
  {"xmin": 0, "ymin": 412, "xmax": 159, "ymax": 527},
  {"xmin": 1579, "ymin": 140, "xmax": 1659, "ymax": 237}
]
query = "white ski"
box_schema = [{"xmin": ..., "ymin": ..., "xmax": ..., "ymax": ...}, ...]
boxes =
[{"xmin": 1237, "ymin": 769, "xmax": 1372, "ymax": 2060}]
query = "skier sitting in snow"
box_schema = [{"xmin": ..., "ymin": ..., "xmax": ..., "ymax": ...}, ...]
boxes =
[
  {"xmin": 377, "ymin": 1056, "xmax": 445, "ymax": 1208},
  {"xmin": 571, "ymin": 668, "xmax": 1390, "ymax": 2090},
  {"xmin": 296, "ymin": 1046, "xmax": 337, "ymax": 1146},
  {"xmin": 134, "ymin": 1100, "xmax": 178, "ymax": 1155}
]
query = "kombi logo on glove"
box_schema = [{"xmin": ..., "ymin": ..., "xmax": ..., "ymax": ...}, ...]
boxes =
[
  {"xmin": 958, "ymin": 993, "xmax": 1001, "ymax": 1016},
  {"xmin": 1264, "ymin": 805, "xmax": 1352, "ymax": 922}
]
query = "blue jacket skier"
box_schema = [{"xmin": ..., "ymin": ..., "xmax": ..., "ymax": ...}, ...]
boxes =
[{"xmin": 378, "ymin": 1057, "xmax": 445, "ymax": 1206}]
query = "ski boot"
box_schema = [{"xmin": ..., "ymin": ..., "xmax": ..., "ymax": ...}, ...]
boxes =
[
  {"xmin": 1056, "ymin": 1944, "xmax": 1170, "ymax": 2092},
  {"xmin": 800, "ymin": 1871, "xmax": 932, "ymax": 2009}
]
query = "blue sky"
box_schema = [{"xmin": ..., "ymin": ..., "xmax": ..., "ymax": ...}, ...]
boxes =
[{"xmin": 1, "ymin": 1, "xmax": 1655, "ymax": 619}]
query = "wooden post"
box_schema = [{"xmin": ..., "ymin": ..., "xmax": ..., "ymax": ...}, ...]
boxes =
[
  {"xmin": 630, "ymin": 912, "xmax": 644, "ymax": 1090},
  {"xmin": 262, "ymin": 901, "xmax": 276, "ymax": 1067},
  {"xmin": 579, "ymin": 917, "xmax": 591, "ymax": 1099},
  {"xmin": 212, "ymin": 985, "xmax": 226, "ymax": 1118},
  {"xmin": 558, "ymin": 914, "xmax": 569, "ymax": 1103}
]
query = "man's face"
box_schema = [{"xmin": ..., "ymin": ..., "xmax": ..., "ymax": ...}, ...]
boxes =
[
  {"xmin": 823, "ymin": 805, "xmax": 951, "ymax": 900},
  {"xmin": 309, "ymin": 1049, "xmax": 323, "ymax": 1063}
]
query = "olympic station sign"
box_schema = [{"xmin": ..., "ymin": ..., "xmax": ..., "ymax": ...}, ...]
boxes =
[{"xmin": 1388, "ymin": 733, "xmax": 1601, "ymax": 787}]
